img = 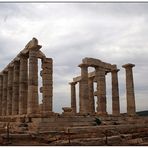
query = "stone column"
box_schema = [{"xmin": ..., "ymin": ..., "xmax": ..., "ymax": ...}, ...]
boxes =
[
  {"xmin": 95, "ymin": 67, "xmax": 107, "ymax": 115},
  {"xmin": 69, "ymin": 82, "xmax": 77, "ymax": 113},
  {"xmin": 79, "ymin": 63, "xmax": 89, "ymax": 114},
  {"xmin": 2, "ymin": 71, "xmax": 8, "ymax": 116},
  {"xmin": 27, "ymin": 48, "xmax": 39, "ymax": 115},
  {"xmin": 19, "ymin": 54, "xmax": 28, "ymax": 115},
  {"xmin": 111, "ymin": 69, "xmax": 120, "ymax": 116},
  {"xmin": 0, "ymin": 75, "xmax": 3, "ymax": 116},
  {"xmin": 88, "ymin": 77, "xmax": 95, "ymax": 113},
  {"xmin": 7, "ymin": 67, "xmax": 13, "ymax": 115},
  {"xmin": 122, "ymin": 63, "xmax": 136, "ymax": 115},
  {"xmin": 41, "ymin": 58, "xmax": 53, "ymax": 114},
  {"xmin": 12, "ymin": 61, "xmax": 20, "ymax": 115}
]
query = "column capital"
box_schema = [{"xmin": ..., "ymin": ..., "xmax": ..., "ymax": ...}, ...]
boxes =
[
  {"xmin": 13, "ymin": 60, "xmax": 20, "ymax": 65},
  {"xmin": 69, "ymin": 81, "xmax": 77, "ymax": 85},
  {"xmin": 19, "ymin": 53, "xmax": 28, "ymax": 59},
  {"xmin": 111, "ymin": 69, "xmax": 120, "ymax": 73},
  {"xmin": 78, "ymin": 63, "xmax": 88, "ymax": 68},
  {"xmin": 122, "ymin": 63, "xmax": 135, "ymax": 69},
  {"xmin": 7, "ymin": 66, "xmax": 13, "ymax": 70}
]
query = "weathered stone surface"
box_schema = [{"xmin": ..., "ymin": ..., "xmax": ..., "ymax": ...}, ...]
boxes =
[
  {"xmin": 2, "ymin": 71, "xmax": 8, "ymax": 116},
  {"xmin": 0, "ymin": 75, "xmax": 3, "ymax": 116},
  {"xmin": 41, "ymin": 58, "xmax": 53, "ymax": 113},
  {"xmin": 69, "ymin": 82, "xmax": 77, "ymax": 113},
  {"xmin": 122, "ymin": 63, "xmax": 136, "ymax": 115},
  {"xmin": 111, "ymin": 68, "xmax": 120, "ymax": 116},
  {"xmin": 19, "ymin": 54, "xmax": 28, "ymax": 115},
  {"xmin": 88, "ymin": 77, "xmax": 95, "ymax": 113},
  {"xmin": 95, "ymin": 67, "xmax": 107, "ymax": 115},
  {"xmin": 79, "ymin": 64, "xmax": 89, "ymax": 114},
  {"xmin": 12, "ymin": 61, "xmax": 20, "ymax": 115},
  {"xmin": 7, "ymin": 67, "xmax": 13, "ymax": 115},
  {"xmin": 27, "ymin": 48, "xmax": 39, "ymax": 114}
]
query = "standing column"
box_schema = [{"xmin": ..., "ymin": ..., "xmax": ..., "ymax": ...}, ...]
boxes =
[
  {"xmin": 88, "ymin": 77, "xmax": 95, "ymax": 113},
  {"xmin": 122, "ymin": 63, "xmax": 136, "ymax": 115},
  {"xmin": 111, "ymin": 69, "xmax": 120, "ymax": 116},
  {"xmin": 41, "ymin": 58, "xmax": 53, "ymax": 113},
  {"xmin": 2, "ymin": 71, "xmax": 8, "ymax": 116},
  {"xmin": 19, "ymin": 54, "xmax": 28, "ymax": 115},
  {"xmin": 27, "ymin": 48, "xmax": 39, "ymax": 114},
  {"xmin": 95, "ymin": 67, "xmax": 107, "ymax": 115},
  {"xmin": 69, "ymin": 82, "xmax": 77, "ymax": 113},
  {"xmin": 12, "ymin": 61, "xmax": 20, "ymax": 115},
  {"xmin": 0, "ymin": 75, "xmax": 3, "ymax": 116},
  {"xmin": 79, "ymin": 64, "xmax": 89, "ymax": 114},
  {"xmin": 7, "ymin": 67, "xmax": 13, "ymax": 115}
]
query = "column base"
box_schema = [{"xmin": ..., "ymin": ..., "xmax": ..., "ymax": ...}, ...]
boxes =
[
  {"xmin": 26, "ymin": 113, "xmax": 42, "ymax": 118},
  {"xmin": 96, "ymin": 111, "xmax": 108, "ymax": 116},
  {"xmin": 41, "ymin": 111, "xmax": 55, "ymax": 117}
]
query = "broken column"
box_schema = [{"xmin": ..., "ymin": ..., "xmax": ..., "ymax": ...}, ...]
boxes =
[
  {"xmin": 0, "ymin": 75, "xmax": 3, "ymax": 116},
  {"xmin": 69, "ymin": 81, "xmax": 77, "ymax": 113},
  {"xmin": 111, "ymin": 69, "xmax": 120, "ymax": 116},
  {"xmin": 12, "ymin": 61, "xmax": 20, "ymax": 115},
  {"xmin": 122, "ymin": 63, "xmax": 136, "ymax": 115},
  {"xmin": 7, "ymin": 66, "xmax": 13, "ymax": 115},
  {"xmin": 27, "ymin": 47, "xmax": 39, "ymax": 115},
  {"xmin": 88, "ymin": 77, "xmax": 95, "ymax": 114},
  {"xmin": 95, "ymin": 67, "xmax": 107, "ymax": 115},
  {"xmin": 79, "ymin": 63, "xmax": 89, "ymax": 114},
  {"xmin": 2, "ymin": 71, "xmax": 8, "ymax": 116},
  {"xmin": 19, "ymin": 54, "xmax": 28, "ymax": 115},
  {"xmin": 41, "ymin": 58, "xmax": 53, "ymax": 114}
]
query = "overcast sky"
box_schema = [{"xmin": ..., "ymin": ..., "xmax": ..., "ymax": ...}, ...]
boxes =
[{"xmin": 0, "ymin": 3, "xmax": 148, "ymax": 113}]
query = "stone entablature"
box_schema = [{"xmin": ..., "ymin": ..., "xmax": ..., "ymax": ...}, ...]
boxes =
[{"xmin": 0, "ymin": 38, "xmax": 53, "ymax": 117}]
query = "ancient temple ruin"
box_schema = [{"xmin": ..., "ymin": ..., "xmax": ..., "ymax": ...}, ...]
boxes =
[
  {"xmin": 0, "ymin": 38, "xmax": 53, "ymax": 117},
  {"xmin": 0, "ymin": 38, "xmax": 148, "ymax": 146},
  {"xmin": 69, "ymin": 58, "xmax": 136, "ymax": 116},
  {"xmin": 0, "ymin": 38, "xmax": 136, "ymax": 118}
]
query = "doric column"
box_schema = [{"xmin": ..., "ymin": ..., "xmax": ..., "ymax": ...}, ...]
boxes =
[
  {"xmin": 19, "ymin": 54, "xmax": 28, "ymax": 115},
  {"xmin": 69, "ymin": 82, "xmax": 77, "ymax": 113},
  {"xmin": 122, "ymin": 63, "xmax": 136, "ymax": 115},
  {"xmin": 79, "ymin": 63, "xmax": 89, "ymax": 114},
  {"xmin": 41, "ymin": 58, "xmax": 53, "ymax": 113},
  {"xmin": 111, "ymin": 69, "xmax": 120, "ymax": 116},
  {"xmin": 12, "ymin": 61, "xmax": 20, "ymax": 115},
  {"xmin": 0, "ymin": 75, "xmax": 3, "ymax": 116},
  {"xmin": 7, "ymin": 67, "xmax": 13, "ymax": 115},
  {"xmin": 95, "ymin": 67, "xmax": 107, "ymax": 115},
  {"xmin": 2, "ymin": 71, "xmax": 8, "ymax": 116},
  {"xmin": 27, "ymin": 48, "xmax": 39, "ymax": 114},
  {"xmin": 88, "ymin": 77, "xmax": 95, "ymax": 113}
]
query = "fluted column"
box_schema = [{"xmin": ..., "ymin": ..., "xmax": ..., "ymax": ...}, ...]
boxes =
[
  {"xmin": 111, "ymin": 69, "xmax": 120, "ymax": 116},
  {"xmin": 41, "ymin": 58, "xmax": 53, "ymax": 113},
  {"xmin": 69, "ymin": 82, "xmax": 77, "ymax": 113},
  {"xmin": 122, "ymin": 63, "xmax": 136, "ymax": 115},
  {"xmin": 12, "ymin": 61, "xmax": 20, "ymax": 115},
  {"xmin": 0, "ymin": 75, "xmax": 3, "ymax": 116},
  {"xmin": 19, "ymin": 54, "xmax": 28, "ymax": 115},
  {"xmin": 88, "ymin": 77, "xmax": 95, "ymax": 113},
  {"xmin": 2, "ymin": 71, "xmax": 8, "ymax": 116},
  {"xmin": 95, "ymin": 67, "xmax": 107, "ymax": 115},
  {"xmin": 27, "ymin": 48, "xmax": 39, "ymax": 114},
  {"xmin": 79, "ymin": 63, "xmax": 89, "ymax": 114},
  {"xmin": 7, "ymin": 67, "xmax": 13, "ymax": 115}
]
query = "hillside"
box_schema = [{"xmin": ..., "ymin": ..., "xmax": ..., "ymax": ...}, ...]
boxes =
[{"xmin": 136, "ymin": 110, "xmax": 148, "ymax": 116}]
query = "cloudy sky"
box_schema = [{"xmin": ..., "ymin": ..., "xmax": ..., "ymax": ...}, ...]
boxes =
[{"xmin": 0, "ymin": 2, "xmax": 148, "ymax": 113}]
